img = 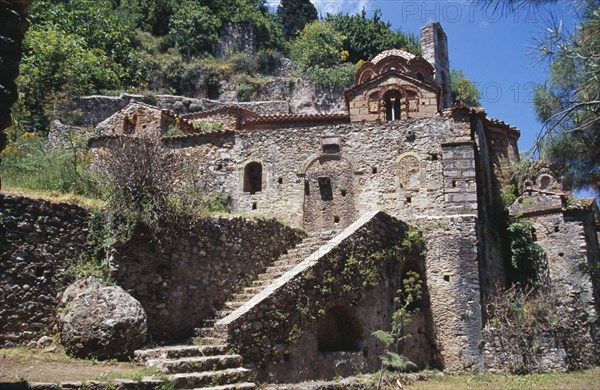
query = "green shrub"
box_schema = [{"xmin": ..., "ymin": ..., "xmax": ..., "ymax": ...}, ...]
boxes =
[
  {"xmin": 256, "ymin": 49, "xmax": 282, "ymax": 75},
  {"xmin": 306, "ymin": 63, "xmax": 356, "ymax": 89},
  {"xmin": 236, "ymin": 83, "xmax": 255, "ymax": 102},
  {"xmin": 230, "ymin": 52, "xmax": 257, "ymax": 74}
]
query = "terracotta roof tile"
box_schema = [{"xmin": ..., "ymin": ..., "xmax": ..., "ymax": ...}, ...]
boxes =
[{"xmin": 371, "ymin": 49, "xmax": 416, "ymax": 63}]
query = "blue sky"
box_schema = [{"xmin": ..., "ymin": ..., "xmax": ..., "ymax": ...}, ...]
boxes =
[{"xmin": 267, "ymin": 1, "xmax": 576, "ymax": 154}]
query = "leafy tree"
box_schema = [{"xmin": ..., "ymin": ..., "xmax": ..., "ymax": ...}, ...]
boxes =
[
  {"xmin": 277, "ymin": 0, "xmax": 318, "ymax": 40},
  {"xmin": 326, "ymin": 9, "xmax": 421, "ymax": 63},
  {"xmin": 119, "ymin": 0, "xmax": 175, "ymax": 36},
  {"xmin": 480, "ymin": 0, "xmax": 600, "ymax": 195},
  {"xmin": 290, "ymin": 21, "xmax": 347, "ymax": 69},
  {"xmin": 290, "ymin": 20, "xmax": 356, "ymax": 88},
  {"xmin": 450, "ymin": 69, "xmax": 481, "ymax": 107},
  {"xmin": 532, "ymin": 2, "xmax": 600, "ymax": 194},
  {"xmin": 165, "ymin": 1, "xmax": 221, "ymax": 57},
  {"xmin": 29, "ymin": 0, "xmax": 137, "ymax": 82},
  {"xmin": 17, "ymin": 25, "xmax": 121, "ymax": 133}
]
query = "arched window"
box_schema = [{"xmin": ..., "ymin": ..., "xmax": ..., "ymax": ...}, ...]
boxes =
[
  {"xmin": 243, "ymin": 162, "xmax": 262, "ymax": 194},
  {"xmin": 385, "ymin": 91, "xmax": 401, "ymax": 121},
  {"xmin": 416, "ymin": 72, "xmax": 425, "ymax": 82},
  {"xmin": 318, "ymin": 306, "xmax": 362, "ymax": 352}
]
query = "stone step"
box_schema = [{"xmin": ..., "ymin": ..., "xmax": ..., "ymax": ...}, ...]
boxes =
[
  {"xmin": 147, "ymin": 354, "xmax": 243, "ymax": 374},
  {"xmin": 194, "ymin": 327, "xmax": 227, "ymax": 339},
  {"xmin": 170, "ymin": 367, "xmax": 252, "ymax": 388},
  {"xmin": 203, "ymin": 318, "xmax": 217, "ymax": 327},
  {"xmin": 135, "ymin": 345, "xmax": 230, "ymax": 361},
  {"xmin": 256, "ymin": 270, "xmax": 285, "ymax": 281},
  {"xmin": 191, "ymin": 336, "xmax": 227, "ymax": 346},
  {"xmin": 193, "ymin": 382, "xmax": 256, "ymax": 390},
  {"xmin": 251, "ymin": 279, "xmax": 269, "ymax": 288},
  {"xmin": 242, "ymin": 286, "xmax": 263, "ymax": 295},
  {"xmin": 231, "ymin": 293, "xmax": 255, "ymax": 301}
]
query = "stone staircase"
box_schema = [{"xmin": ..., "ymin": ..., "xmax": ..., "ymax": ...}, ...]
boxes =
[{"xmin": 135, "ymin": 232, "xmax": 335, "ymax": 389}]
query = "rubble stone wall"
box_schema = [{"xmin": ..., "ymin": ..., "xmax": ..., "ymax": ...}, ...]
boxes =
[
  {"xmin": 0, "ymin": 193, "xmax": 89, "ymax": 346},
  {"xmin": 419, "ymin": 215, "xmax": 484, "ymax": 372},
  {"xmin": 167, "ymin": 117, "xmax": 470, "ymax": 231},
  {"xmin": 112, "ymin": 216, "xmax": 304, "ymax": 343},
  {"xmin": 220, "ymin": 212, "xmax": 441, "ymax": 382}
]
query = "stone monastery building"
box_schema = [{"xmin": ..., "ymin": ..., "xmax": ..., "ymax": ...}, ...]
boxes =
[{"xmin": 87, "ymin": 23, "xmax": 599, "ymax": 382}]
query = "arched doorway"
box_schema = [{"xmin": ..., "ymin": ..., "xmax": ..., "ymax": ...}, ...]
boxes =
[{"xmin": 303, "ymin": 156, "xmax": 356, "ymax": 232}]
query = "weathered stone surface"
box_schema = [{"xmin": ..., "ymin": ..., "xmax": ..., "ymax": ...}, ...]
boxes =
[
  {"xmin": 0, "ymin": 193, "xmax": 89, "ymax": 346},
  {"xmin": 58, "ymin": 277, "xmax": 147, "ymax": 360}
]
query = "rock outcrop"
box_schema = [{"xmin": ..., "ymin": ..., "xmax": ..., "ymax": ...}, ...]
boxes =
[{"xmin": 58, "ymin": 276, "xmax": 147, "ymax": 360}]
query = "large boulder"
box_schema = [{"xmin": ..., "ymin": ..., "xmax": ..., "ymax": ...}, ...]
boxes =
[{"xmin": 58, "ymin": 276, "xmax": 147, "ymax": 360}]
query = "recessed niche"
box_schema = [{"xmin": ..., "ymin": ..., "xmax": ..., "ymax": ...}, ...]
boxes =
[
  {"xmin": 559, "ymin": 252, "xmax": 564, "ymax": 257},
  {"xmin": 334, "ymin": 216, "xmax": 340, "ymax": 224},
  {"xmin": 444, "ymin": 275, "xmax": 450, "ymax": 282},
  {"xmin": 372, "ymin": 167, "xmax": 378, "ymax": 174},
  {"xmin": 341, "ymin": 189, "xmax": 347, "ymax": 197},
  {"xmin": 252, "ymin": 202, "xmax": 257, "ymax": 210},
  {"xmin": 278, "ymin": 177, "xmax": 283, "ymax": 184},
  {"xmin": 452, "ymin": 180, "xmax": 457, "ymax": 188},
  {"xmin": 406, "ymin": 196, "xmax": 412, "ymax": 204},
  {"xmin": 554, "ymin": 225, "xmax": 560, "ymax": 232}
]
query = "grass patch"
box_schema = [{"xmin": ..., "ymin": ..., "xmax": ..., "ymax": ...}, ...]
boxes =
[{"xmin": 406, "ymin": 368, "xmax": 600, "ymax": 390}]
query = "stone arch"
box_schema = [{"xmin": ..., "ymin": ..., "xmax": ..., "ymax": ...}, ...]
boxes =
[
  {"xmin": 303, "ymin": 155, "xmax": 357, "ymax": 232},
  {"xmin": 317, "ymin": 305, "xmax": 363, "ymax": 352},
  {"xmin": 242, "ymin": 160, "xmax": 263, "ymax": 194},
  {"xmin": 397, "ymin": 152, "xmax": 422, "ymax": 190}
]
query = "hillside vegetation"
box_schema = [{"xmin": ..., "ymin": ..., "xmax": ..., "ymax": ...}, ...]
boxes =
[{"xmin": 10, "ymin": 0, "xmax": 420, "ymax": 136}]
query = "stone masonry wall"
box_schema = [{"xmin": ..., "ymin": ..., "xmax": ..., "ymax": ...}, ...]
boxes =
[
  {"xmin": 112, "ymin": 217, "xmax": 304, "ymax": 343},
  {"xmin": 167, "ymin": 117, "xmax": 469, "ymax": 231},
  {"xmin": 0, "ymin": 192, "xmax": 303, "ymax": 346},
  {"xmin": 482, "ymin": 207, "xmax": 600, "ymax": 373},
  {"xmin": 418, "ymin": 215, "xmax": 484, "ymax": 372},
  {"xmin": 0, "ymin": 193, "xmax": 89, "ymax": 346},
  {"xmin": 218, "ymin": 212, "xmax": 437, "ymax": 382}
]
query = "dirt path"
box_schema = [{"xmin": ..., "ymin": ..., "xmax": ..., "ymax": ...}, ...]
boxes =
[{"xmin": 0, "ymin": 347, "xmax": 148, "ymax": 383}]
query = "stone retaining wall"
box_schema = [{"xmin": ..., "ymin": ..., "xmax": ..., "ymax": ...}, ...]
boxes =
[
  {"xmin": 0, "ymin": 192, "xmax": 303, "ymax": 345},
  {"xmin": 112, "ymin": 216, "xmax": 304, "ymax": 343},
  {"xmin": 219, "ymin": 211, "xmax": 437, "ymax": 382},
  {"xmin": 0, "ymin": 193, "xmax": 89, "ymax": 346}
]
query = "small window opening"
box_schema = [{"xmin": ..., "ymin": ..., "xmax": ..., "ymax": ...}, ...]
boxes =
[
  {"xmin": 554, "ymin": 225, "xmax": 559, "ymax": 233},
  {"xmin": 318, "ymin": 176, "xmax": 333, "ymax": 201},
  {"xmin": 341, "ymin": 189, "xmax": 347, "ymax": 197},
  {"xmin": 304, "ymin": 179, "xmax": 310, "ymax": 196},
  {"xmin": 539, "ymin": 175, "xmax": 552, "ymax": 189},
  {"xmin": 372, "ymin": 167, "xmax": 378, "ymax": 174},
  {"xmin": 283, "ymin": 352, "xmax": 291, "ymax": 362},
  {"xmin": 322, "ymin": 144, "xmax": 340, "ymax": 154},
  {"xmin": 444, "ymin": 275, "xmax": 450, "ymax": 282},
  {"xmin": 252, "ymin": 202, "xmax": 257, "ymax": 210},
  {"xmin": 278, "ymin": 177, "xmax": 283, "ymax": 185},
  {"xmin": 217, "ymin": 164, "xmax": 223, "ymax": 170},
  {"xmin": 406, "ymin": 196, "xmax": 412, "ymax": 204},
  {"xmin": 243, "ymin": 162, "xmax": 262, "ymax": 194},
  {"xmin": 452, "ymin": 180, "xmax": 457, "ymax": 188},
  {"xmin": 334, "ymin": 216, "xmax": 340, "ymax": 224},
  {"xmin": 385, "ymin": 94, "xmax": 401, "ymax": 121},
  {"xmin": 416, "ymin": 72, "xmax": 425, "ymax": 82},
  {"xmin": 559, "ymin": 252, "xmax": 564, "ymax": 257},
  {"xmin": 318, "ymin": 306, "xmax": 362, "ymax": 352}
]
